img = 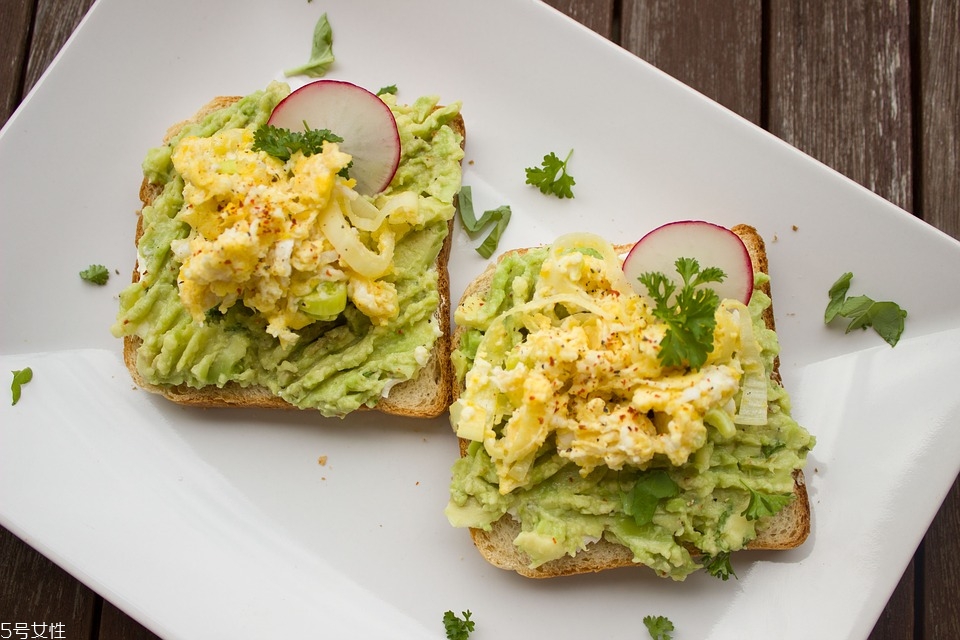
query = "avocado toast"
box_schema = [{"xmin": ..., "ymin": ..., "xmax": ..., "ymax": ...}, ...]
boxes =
[
  {"xmin": 113, "ymin": 82, "xmax": 465, "ymax": 418},
  {"xmin": 445, "ymin": 225, "xmax": 814, "ymax": 579}
]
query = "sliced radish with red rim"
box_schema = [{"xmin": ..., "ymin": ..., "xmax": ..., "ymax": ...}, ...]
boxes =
[
  {"xmin": 622, "ymin": 220, "xmax": 754, "ymax": 304},
  {"xmin": 268, "ymin": 80, "xmax": 401, "ymax": 195}
]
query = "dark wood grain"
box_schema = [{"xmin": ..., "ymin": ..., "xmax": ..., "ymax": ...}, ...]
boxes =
[
  {"xmin": 0, "ymin": 0, "xmax": 33, "ymax": 123},
  {"xmin": 0, "ymin": 527, "xmax": 96, "ymax": 635},
  {"xmin": 918, "ymin": 0, "xmax": 960, "ymax": 239},
  {"xmin": 543, "ymin": 0, "xmax": 616, "ymax": 38},
  {"xmin": 926, "ymin": 482, "xmax": 960, "ymax": 639},
  {"xmin": 23, "ymin": 0, "xmax": 97, "ymax": 93},
  {"xmin": 767, "ymin": 0, "xmax": 914, "ymax": 211},
  {"xmin": 621, "ymin": 0, "xmax": 763, "ymax": 124},
  {"xmin": 918, "ymin": 12, "xmax": 960, "ymax": 639},
  {"xmin": 767, "ymin": 3, "xmax": 916, "ymax": 638}
]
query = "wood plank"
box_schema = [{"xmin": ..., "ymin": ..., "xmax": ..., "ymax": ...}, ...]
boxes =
[
  {"xmin": 917, "ymin": 0, "xmax": 960, "ymax": 239},
  {"xmin": 543, "ymin": 0, "xmax": 616, "ymax": 39},
  {"xmin": 766, "ymin": 0, "xmax": 913, "ymax": 211},
  {"xmin": 918, "ymin": 14, "xmax": 960, "ymax": 640},
  {"xmin": 766, "ymin": 2, "xmax": 916, "ymax": 639},
  {"xmin": 926, "ymin": 481, "xmax": 960, "ymax": 639},
  {"xmin": 0, "ymin": 526, "xmax": 97, "ymax": 635},
  {"xmin": 620, "ymin": 0, "xmax": 763, "ymax": 124},
  {"xmin": 98, "ymin": 602, "xmax": 161, "ymax": 640},
  {"xmin": 0, "ymin": 0, "xmax": 33, "ymax": 123},
  {"xmin": 22, "ymin": 0, "xmax": 96, "ymax": 94}
]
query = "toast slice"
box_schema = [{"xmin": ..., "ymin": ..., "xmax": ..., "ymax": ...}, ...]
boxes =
[
  {"xmin": 450, "ymin": 224, "xmax": 811, "ymax": 577},
  {"xmin": 122, "ymin": 94, "xmax": 463, "ymax": 419}
]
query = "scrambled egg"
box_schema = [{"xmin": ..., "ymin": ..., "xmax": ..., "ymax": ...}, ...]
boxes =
[
  {"xmin": 169, "ymin": 128, "xmax": 421, "ymax": 346},
  {"xmin": 452, "ymin": 233, "xmax": 762, "ymax": 494}
]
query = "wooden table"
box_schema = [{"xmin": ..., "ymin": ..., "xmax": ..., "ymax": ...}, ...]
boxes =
[{"xmin": 2, "ymin": 1, "xmax": 957, "ymax": 637}]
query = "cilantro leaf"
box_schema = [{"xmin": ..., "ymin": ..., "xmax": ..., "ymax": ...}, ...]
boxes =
[
  {"xmin": 11, "ymin": 368, "xmax": 33, "ymax": 406},
  {"xmin": 252, "ymin": 124, "xmax": 343, "ymax": 163},
  {"xmin": 443, "ymin": 610, "xmax": 475, "ymax": 640},
  {"xmin": 643, "ymin": 614, "xmax": 675, "ymax": 640},
  {"xmin": 525, "ymin": 149, "xmax": 575, "ymax": 198},
  {"xmin": 620, "ymin": 470, "xmax": 679, "ymax": 526},
  {"xmin": 376, "ymin": 84, "xmax": 398, "ymax": 96},
  {"xmin": 638, "ymin": 258, "xmax": 724, "ymax": 369},
  {"xmin": 703, "ymin": 551, "xmax": 737, "ymax": 581},
  {"xmin": 284, "ymin": 13, "xmax": 335, "ymax": 77},
  {"xmin": 743, "ymin": 484, "xmax": 794, "ymax": 521},
  {"xmin": 79, "ymin": 264, "xmax": 109, "ymax": 285},
  {"xmin": 824, "ymin": 272, "xmax": 907, "ymax": 346},
  {"xmin": 457, "ymin": 185, "xmax": 512, "ymax": 258}
]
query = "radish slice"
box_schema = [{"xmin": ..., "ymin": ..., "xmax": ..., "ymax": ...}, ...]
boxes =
[
  {"xmin": 622, "ymin": 220, "xmax": 754, "ymax": 304},
  {"xmin": 268, "ymin": 80, "xmax": 401, "ymax": 195}
]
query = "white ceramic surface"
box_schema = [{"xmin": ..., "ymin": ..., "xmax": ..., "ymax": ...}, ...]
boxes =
[{"xmin": 2, "ymin": 1, "xmax": 959, "ymax": 638}]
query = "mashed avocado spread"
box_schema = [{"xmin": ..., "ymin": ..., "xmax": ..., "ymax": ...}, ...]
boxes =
[
  {"xmin": 445, "ymin": 236, "xmax": 814, "ymax": 580},
  {"xmin": 112, "ymin": 82, "xmax": 463, "ymax": 417}
]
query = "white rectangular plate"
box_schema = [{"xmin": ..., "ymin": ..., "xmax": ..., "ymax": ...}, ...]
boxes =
[{"xmin": 2, "ymin": 1, "xmax": 959, "ymax": 638}]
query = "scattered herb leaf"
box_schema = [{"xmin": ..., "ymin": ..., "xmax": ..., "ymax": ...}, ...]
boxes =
[
  {"xmin": 376, "ymin": 84, "xmax": 398, "ymax": 96},
  {"xmin": 620, "ymin": 470, "xmax": 679, "ymax": 526},
  {"xmin": 253, "ymin": 124, "xmax": 343, "ymax": 163},
  {"xmin": 703, "ymin": 551, "xmax": 737, "ymax": 580},
  {"xmin": 743, "ymin": 483, "xmax": 794, "ymax": 521},
  {"xmin": 643, "ymin": 614, "xmax": 675, "ymax": 640},
  {"xmin": 825, "ymin": 272, "xmax": 907, "ymax": 346},
  {"xmin": 284, "ymin": 13, "xmax": 335, "ymax": 77},
  {"xmin": 443, "ymin": 610, "xmax": 475, "ymax": 640},
  {"xmin": 79, "ymin": 264, "xmax": 110, "ymax": 285},
  {"xmin": 11, "ymin": 368, "xmax": 33, "ymax": 406},
  {"xmin": 638, "ymin": 257, "xmax": 725, "ymax": 369},
  {"xmin": 525, "ymin": 149, "xmax": 576, "ymax": 198},
  {"xmin": 457, "ymin": 185, "xmax": 512, "ymax": 258}
]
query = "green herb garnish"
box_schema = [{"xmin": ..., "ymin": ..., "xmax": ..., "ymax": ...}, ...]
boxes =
[
  {"xmin": 284, "ymin": 13, "xmax": 335, "ymax": 77},
  {"xmin": 825, "ymin": 272, "xmax": 907, "ymax": 347},
  {"xmin": 524, "ymin": 149, "xmax": 575, "ymax": 198},
  {"xmin": 743, "ymin": 483, "xmax": 794, "ymax": 521},
  {"xmin": 643, "ymin": 614, "xmax": 675, "ymax": 640},
  {"xmin": 442, "ymin": 610, "xmax": 475, "ymax": 640},
  {"xmin": 376, "ymin": 84, "xmax": 398, "ymax": 96},
  {"xmin": 703, "ymin": 551, "xmax": 737, "ymax": 580},
  {"xmin": 253, "ymin": 124, "xmax": 344, "ymax": 163},
  {"xmin": 638, "ymin": 258, "xmax": 726, "ymax": 369},
  {"xmin": 11, "ymin": 368, "xmax": 33, "ymax": 406},
  {"xmin": 457, "ymin": 185, "xmax": 512, "ymax": 259},
  {"xmin": 79, "ymin": 264, "xmax": 109, "ymax": 285},
  {"xmin": 620, "ymin": 470, "xmax": 679, "ymax": 526}
]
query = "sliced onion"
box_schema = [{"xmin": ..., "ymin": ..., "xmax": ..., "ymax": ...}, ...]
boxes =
[
  {"xmin": 338, "ymin": 184, "xmax": 388, "ymax": 232},
  {"xmin": 319, "ymin": 198, "xmax": 395, "ymax": 279},
  {"xmin": 732, "ymin": 302, "xmax": 769, "ymax": 426}
]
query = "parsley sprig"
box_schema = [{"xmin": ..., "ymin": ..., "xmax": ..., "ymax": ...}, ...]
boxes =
[
  {"xmin": 443, "ymin": 610, "xmax": 475, "ymax": 640},
  {"xmin": 79, "ymin": 264, "xmax": 109, "ymax": 285},
  {"xmin": 643, "ymin": 614, "xmax": 675, "ymax": 640},
  {"xmin": 252, "ymin": 123, "xmax": 343, "ymax": 162},
  {"xmin": 703, "ymin": 551, "xmax": 737, "ymax": 581},
  {"xmin": 638, "ymin": 258, "xmax": 726, "ymax": 370},
  {"xmin": 620, "ymin": 470, "xmax": 679, "ymax": 526},
  {"xmin": 743, "ymin": 483, "xmax": 794, "ymax": 520},
  {"xmin": 825, "ymin": 272, "xmax": 907, "ymax": 346},
  {"xmin": 525, "ymin": 149, "xmax": 576, "ymax": 198}
]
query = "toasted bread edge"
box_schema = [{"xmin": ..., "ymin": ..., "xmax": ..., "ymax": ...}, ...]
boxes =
[
  {"xmin": 123, "ymin": 96, "xmax": 464, "ymax": 418},
  {"xmin": 452, "ymin": 224, "xmax": 812, "ymax": 577}
]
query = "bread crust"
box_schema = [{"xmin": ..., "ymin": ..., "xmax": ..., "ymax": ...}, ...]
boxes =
[
  {"xmin": 123, "ymin": 95, "xmax": 463, "ymax": 418},
  {"xmin": 451, "ymin": 224, "xmax": 811, "ymax": 577}
]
